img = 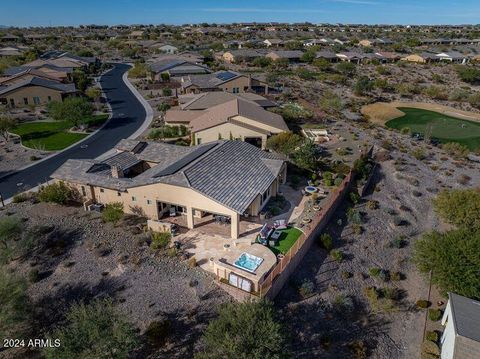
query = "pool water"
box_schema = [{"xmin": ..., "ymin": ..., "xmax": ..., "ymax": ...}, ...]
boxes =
[{"xmin": 234, "ymin": 253, "xmax": 264, "ymax": 273}]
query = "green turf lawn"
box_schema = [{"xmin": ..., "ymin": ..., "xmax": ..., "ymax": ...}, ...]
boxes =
[
  {"xmin": 11, "ymin": 114, "xmax": 109, "ymax": 151},
  {"xmin": 385, "ymin": 107, "xmax": 480, "ymax": 151},
  {"xmin": 270, "ymin": 227, "xmax": 303, "ymax": 255}
]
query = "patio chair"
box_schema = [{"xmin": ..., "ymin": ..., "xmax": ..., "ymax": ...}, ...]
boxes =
[{"xmin": 273, "ymin": 219, "xmax": 288, "ymax": 230}]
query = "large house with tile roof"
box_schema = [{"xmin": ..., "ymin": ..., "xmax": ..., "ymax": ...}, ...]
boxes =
[{"xmin": 52, "ymin": 139, "xmax": 287, "ymax": 239}]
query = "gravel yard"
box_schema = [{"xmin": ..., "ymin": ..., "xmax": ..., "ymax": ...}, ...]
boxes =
[
  {"xmin": 0, "ymin": 202, "xmax": 230, "ymax": 358},
  {"xmin": 0, "ymin": 141, "xmax": 50, "ymax": 177},
  {"xmin": 276, "ymin": 127, "xmax": 480, "ymax": 358}
]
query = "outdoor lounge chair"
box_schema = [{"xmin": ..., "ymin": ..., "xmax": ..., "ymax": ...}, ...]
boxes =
[
  {"xmin": 273, "ymin": 219, "xmax": 288, "ymax": 230},
  {"xmin": 257, "ymin": 223, "xmax": 274, "ymax": 245}
]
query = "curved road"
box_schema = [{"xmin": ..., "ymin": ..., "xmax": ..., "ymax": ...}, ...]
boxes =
[{"xmin": 0, "ymin": 63, "xmax": 147, "ymax": 200}]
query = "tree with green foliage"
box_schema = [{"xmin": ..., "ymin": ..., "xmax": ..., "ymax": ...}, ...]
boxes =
[
  {"xmin": 0, "ymin": 269, "xmax": 29, "ymax": 339},
  {"xmin": 313, "ymin": 58, "xmax": 331, "ymax": 71},
  {"xmin": 301, "ymin": 50, "xmax": 316, "ymax": 63},
  {"xmin": 252, "ymin": 57, "xmax": 273, "ymax": 68},
  {"xmin": 433, "ymin": 189, "xmax": 480, "ymax": 231},
  {"xmin": 273, "ymin": 102, "xmax": 313, "ymax": 123},
  {"xmin": 456, "ymin": 66, "xmax": 480, "ymax": 85},
  {"xmin": 195, "ymin": 300, "xmax": 289, "ymax": 359},
  {"xmin": 292, "ymin": 140, "xmax": 319, "ymax": 172},
  {"xmin": 72, "ymin": 69, "xmax": 89, "ymax": 92},
  {"xmin": 102, "ymin": 202, "xmax": 124, "ymax": 224},
  {"xmin": 336, "ymin": 61, "xmax": 356, "ymax": 76},
  {"xmin": 442, "ymin": 142, "xmax": 470, "ymax": 159},
  {"xmin": 43, "ymin": 298, "xmax": 138, "ymax": 359},
  {"xmin": 47, "ymin": 97, "xmax": 93, "ymax": 128},
  {"xmin": 38, "ymin": 182, "xmax": 74, "ymax": 204},
  {"xmin": 128, "ymin": 61, "xmax": 148, "ymax": 78},
  {"xmin": 354, "ymin": 76, "xmax": 375, "ymax": 96},
  {"xmin": 319, "ymin": 90, "xmax": 344, "ymax": 115},
  {"xmin": 85, "ymin": 87, "xmax": 101, "ymax": 101},
  {"xmin": 413, "ymin": 229, "xmax": 480, "ymax": 299},
  {"xmin": 266, "ymin": 132, "xmax": 304, "ymax": 156}
]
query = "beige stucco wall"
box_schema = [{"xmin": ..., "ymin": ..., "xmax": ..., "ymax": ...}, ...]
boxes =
[
  {"xmin": 235, "ymin": 115, "xmax": 285, "ymax": 134},
  {"xmin": 223, "ymin": 52, "xmax": 235, "ymax": 63},
  {"xmin": 2, "ymin": 85, "xmax": 65, "ymax": 107},
  {"xmin": 194, "ymin": 122, "xmax": 267, "ymax": 148}
]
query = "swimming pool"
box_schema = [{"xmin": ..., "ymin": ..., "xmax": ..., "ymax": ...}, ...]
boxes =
[{"xmin": 234, "ymin": 253, "xmax": 264, "ymax": 273}]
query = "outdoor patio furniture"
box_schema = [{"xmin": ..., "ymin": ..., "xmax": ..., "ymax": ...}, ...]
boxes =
[
  {"xmin": 257, "ymin": 223, "xmax": 274, "ymax": 245},
  {"xmin": 273, "ymin": 219, "xmax": 288, "ymax": 230}
]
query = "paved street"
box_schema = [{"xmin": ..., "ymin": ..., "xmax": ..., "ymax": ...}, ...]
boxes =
[{"xmin": 0, "ymin": 63, "xmax": 147, "ymax": 200}]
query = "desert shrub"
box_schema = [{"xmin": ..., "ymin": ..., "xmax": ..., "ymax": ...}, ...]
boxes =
[
  {"xmin": 12, "ymin": 193, "xmax": 30, "ymax": 203},
  {"xmin": 334, "ymin": 177, "xmax": 344, "ymax": 186},
  {"xmin": 352, "ymin": 223, "xmax": 363, "ymax": 234},
  {"xmin": 349, "ymin": 191, "xmax": 361, "ymax": 204},
  {"xmin": 145, "ymin": 319, "xmax": 172, "ymax": 348},
  {"xmin": 389, "ymin": 236, "xmax": 406, "ymax": 248},
  {"xmin": 0, "ymin": 216, "xmax": 24, "ymax": 264},
  {"xmin": 432, "ymin": 189, "xmax": 480, "ymax": 231},
  {"xmin": 342, "ymin": 271, "xmax": 352, "ymax": 279},
  {"xmin": 379, "ymin": 270, "xmax": 390, "ymax": 282},
  {"xmin": 332, "ymin": 294, "xmax": 355, "ymax": 315},
  {"xmin": 448, "ymin": 88, "xmax": 470, "ymax": 101},
  {"xmin": 318, "ymin": 233, "xmax": 333, "ymax": 252},
  {"xmin": 456, "ymin": 66, "xmax": 480, "ymax": 84},
  {"xmin": 426, "ymin": 331, "xmax": 439, "ymax": 343},
  {"xmin": 167, "ymin": 247, "xmax": 177, "ymax": 257},
  {"xmin": 428, "ymin": 309, "xmax": 442, "ymax": 322},
  {"xmin": 347, "ymin": 208, "xmax": 363, "ymax": 225},
  {"xmin": 411, "ymin": 148, "xmax": 426, "ymax": 160},
  {"xmin": 382, "ymin": 287, "xmax": 398, "ymax": 300},
  {"xmin": 416, "ymin": 300, "xmax": 431, "ymax": 309},
  {"xmin": 0, "ymin": 269, "xmax": 29, "ymax": 339},
  {"xmin": 150, "ymin": 232, "xmax": 171, "ymax": 250},
  {"xmin": 266, "ymin": 132, "xmax": 304, "ymax": 156},
  {"xmin": 390, "ymin": 272, "xmax": 402, "ymax": 281},
  {"xmin": 422, "ymin": 340, "xmax": 440, "ymax": 357},
  {"xmin": 422, "ymin": 85, "xmax": 448, "ymax": 100},
  {"xmin": 369, "ymin": 267, "xmax": 382, "ymax": 277},
  {"xmin": 331, "ymin": 249, "xmax": 344, "ymax": 262},
  {"xmin": 188, "ymin": 256, "xmax": 197, "ymax": 268},
  {"xmin": 28, "ymin": 269, "xmax": 40, "ymax": 283},
  {"xmin": 366, "ymin": 200, "xmax": 378, "ymax": 210},
  {"xmin": 162, "ymin": 88, "xmax": 172, "ymax": 97},
  {"xmin": 393, "ymin": 216, "xmax": 408, "ymax": 226},
  {"xmin": 43, "ymin": 298, "xmax": 137, "ymax": 359},
  {"xmin": 195, "ymin": 300, "xmax": 288, "ymax": 359},
  {"xmin": 38, "ymin": 182, "xmax": 74, "ymax": 204},
  {"xmin": 348, "ymin": 340, "xmax": 367, "ymax": 359},
  {"xmin": 457, "ymin": 174, "xmax": 471, "ymax": 185},
  {"xmin": 299, "ymin": 279, "xmax": 315, "ymax": 298},
  {"xmin": 102, "ymin": 202, "xmax": 124, "ymax": 223},
  {"xmin": 442, "ymin": 142, "xmax": 469, "ymax": 159}
]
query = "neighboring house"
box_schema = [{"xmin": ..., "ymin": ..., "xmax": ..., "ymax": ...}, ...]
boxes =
[
  {"xmin": 0, "ymin": 67, "xmax": 64, "ymax": 86},
  {"xmin": 303, "ymin": 39, "xmax": 325, "ymax": 47},
  {"xmin": 263, "ymin": 39, "xmax": 284, "ymax": 47},
  {"xmin": 188, "ymin": 98, "xmax": 289, "ymax": 149},
  {"xmin": 4, "ymin": 64, "xmax": 73, "ymax": 82},
  {"xmin": 181, "ymin": 71, "xmax": 269, "ymax": 95},
  {"xmin": 441, "ymin": 293, "xmax": 480, "ymax": 359},
  {"xmin": 148, "ymin": 59, "xmax": 210, "ymax": 81},
  {"xmin": 336, "ymin": 51, "xmax": 367, "ymax": 64},
  {"xmin": 315, "ymin": 50, "xmax": 339, "ymax": 63},
  {"xmin": 159, "ymin": 44, "xmax": 178, "ymax": 54},
  {"xmin": 266, "ymin": 50, "xmax": 304, "ymax": 63},
  {"xmin": 435, "ymin": 51, "xmax": 469, "ymax": 64},
  {"xmin": 128, "ymin": 30, "xmax": 144, "ymax": 39},
  {"xmin": 178, "ymin": 92, "xmax": 277, "ymax": 111},
  {"xmin": 0, "ymin": 77, "xmax": 77, "ymax": 107},
  {"xmin": 0, "ymin": 46, "xmax": 26, "ymax": 57},
  {"xmin": 401, "ymin": 52, "xmax": 439, "ymax": 63},
  {"xmin": 358, "ymin": 38, "xmax": 394, "ymax": 47},
  {"xmin": 1, "ymin": 34, "xmax": 20, "ymax": 42},
  {"xmin": 374, "ymin": 51, "xmax": 402, "ymax": 63},
  {"xmin": 222, "ymin": 49, "xmax": 265, "ymax": 64},
  {"xmin": 51, "ymin": 139, "xmax": 287, "ymax": 240}
]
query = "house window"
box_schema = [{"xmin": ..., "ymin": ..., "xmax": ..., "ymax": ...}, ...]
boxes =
[
  {"xmin": 9, "ymin": 99, "xmax": 15, "ymax": 107},
  {"xmin": 197, "ymin": 138, "xmax": 202, "ymax": 145},
  {"xmin": 33, "ymin": 97, "xmax": 41, "ymax": 105},
  {"xmin": 232, "ymin": 87, "xmax": 240, "ymax": 93},
  {"xmin": 117, "ymin": 192, "xmax": 121, "ymax": 197},
  {"xmin": 23, "ymin": 98, "xmax": 28, "ymax": 105},
  {"xmin": 132, "ymin": 196, "xmax": 137, "ymax": 202},
  {"xmin": 81, "ymin": 186, "xmax": 86, "ymax": 196},
  {"xmin": 100, "ymin": 188, "xmax": 104, "ymax": 193},
  {"xmin": 147, "ymin": 200, "xmax": 152, "ymax": 205},
  {"xmin": 47, "ymin": 96, "xmax": 52, "ymax": 102}
]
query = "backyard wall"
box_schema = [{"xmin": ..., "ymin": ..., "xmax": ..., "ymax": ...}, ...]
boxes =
[{"xmin": 260, "ymin": 170, "xmax": 355, "ymax": 300}]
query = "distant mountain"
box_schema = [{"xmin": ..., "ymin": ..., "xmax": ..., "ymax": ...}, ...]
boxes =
[{"xmin": 0, "ymin": 25, "xmax": 10, "ymax": 29}]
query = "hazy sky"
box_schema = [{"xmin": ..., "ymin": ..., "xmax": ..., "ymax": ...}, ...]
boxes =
[{"xmin": 1, "ymin": 0, "xmax": 480, "ymax": 26}]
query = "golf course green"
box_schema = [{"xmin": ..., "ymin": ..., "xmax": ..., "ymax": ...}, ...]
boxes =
[{"xmin": 386, "ymin": 107, "xmax": 480, "ymax": 150}]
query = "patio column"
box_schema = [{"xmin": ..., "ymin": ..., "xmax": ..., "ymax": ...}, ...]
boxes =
[
  {"xmin": 231, "ymin": 213, "xmax": 239, "ymax": 239},
  {"xmin": 186, "ymin": 206, "xmax": 194, "ymax": 229}
]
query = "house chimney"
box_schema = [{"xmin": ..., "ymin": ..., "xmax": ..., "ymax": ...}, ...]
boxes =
[{"xmin": 111, "ymin": 165, "xmax": 124, "ymax": 178}]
